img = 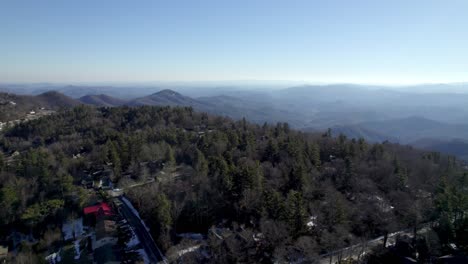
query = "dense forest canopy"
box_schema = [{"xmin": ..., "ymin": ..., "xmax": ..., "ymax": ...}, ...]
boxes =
[{"xmin": 0, "ymin": 105, "xmax": 467, "ymax": 263}]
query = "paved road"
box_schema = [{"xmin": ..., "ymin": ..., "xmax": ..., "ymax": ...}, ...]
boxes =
[{"xmin": 116, "ymin": 196, "xmax": 167, "ymax": 264}]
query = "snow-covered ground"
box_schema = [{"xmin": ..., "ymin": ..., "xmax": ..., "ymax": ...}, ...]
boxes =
[
  {"xmin": 125, "ymin": 224, "xmax": 140, "ymax": 249},
  {"xmin": 126, "ymin": 229, "xmax": 150, "ymax": 264},
  {"xmin": 62, "ymin": 218, "xmax": 85, "ymax": 241},
  {"xmin": 136, "ymin": 249, "xmax": 150, "ymax": 264}
]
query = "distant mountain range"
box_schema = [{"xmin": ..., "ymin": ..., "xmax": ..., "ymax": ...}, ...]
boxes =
[
  {"xmin": 411, "ymin": 138, "xmax": 468, "ymax": 161},
  {"xmin": 2, "ymin": 83, "xmax": 468, "ymax": 160},
  {"xmin": 331, "ymin": 116, "xmax": 468, "ymax": 144},
  {"xmin": 130, "ymin": 89, "xmax": 205, "ymax": 107},
  {"xmin": 329, "ymin": 117, "xmax": 468, "ymax": 160}
]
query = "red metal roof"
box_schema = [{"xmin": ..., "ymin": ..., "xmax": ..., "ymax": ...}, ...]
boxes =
[{"xmin": 83, "ymin": 202, "xmax": 113, "ymax": 215}]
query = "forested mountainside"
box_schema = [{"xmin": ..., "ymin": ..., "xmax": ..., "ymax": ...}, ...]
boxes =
[
  {"xmin": 79, "ymin": 94, "xmax": 127, "ymax": 107},
  {"xmin": 0, "ymin": 106, "xmax": 467, "ymax": 263},
  {"xmin": 4, "ymin": 87, "xmax": 468, "ymax": 161},
  {"xmin": 0, "ymin": 91, "xmax": 79, "ymax": 122}
]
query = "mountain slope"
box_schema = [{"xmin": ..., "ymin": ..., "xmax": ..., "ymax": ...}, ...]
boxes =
[
  {"xmin": 0, "ymin": 91, "xmax": 80, "ymax": 122},
  {"xmin": 330, "ymin": 116, "xmax": 468, "ymax": 160},
  {"xmin": 35, "ymin": 91, "xmax": 81, "ymax": 108},
  {"xmin": 411, "ymin": 138, "xmax": 468, "ymax": 160},
  {"xmin": 197, "ymin": 95, "xmax": 307, "ymax": 126},
  {"xmin": 329, "ymin": 125, "xmax": 397, "ymax": 143},
  {"xmin": 79, "ymin": 94, "xmax": 127, "ymax": 106},
  {"xmin": 129, "ymin": 89, "xmax": 206, "ymax": 107},
  {"xmin": 354, "ymin": 116, "xmax": 468, "ymax": 143}
]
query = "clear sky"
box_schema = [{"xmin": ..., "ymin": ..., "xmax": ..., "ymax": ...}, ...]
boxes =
[{"xmin": 1, "ymin": 0, "xmax": 467, "ymax": 84}]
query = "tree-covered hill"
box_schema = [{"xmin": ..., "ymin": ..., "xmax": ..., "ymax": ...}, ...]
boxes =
[
  {"xmin": 79, "ymin": 94, "xmax": 127, "ymax": 107},
  {"xmin": 0, "ymin": 105, "xmax": 466, "ymax": 263},
  {"xmin": 0, "ymin": 91, "xmax": 80, "ymax": 122}
]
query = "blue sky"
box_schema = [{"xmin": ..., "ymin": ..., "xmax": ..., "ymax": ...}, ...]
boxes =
[{"xmin": 1, "ymin": 0, "xmax": 467, "ymax": 84}]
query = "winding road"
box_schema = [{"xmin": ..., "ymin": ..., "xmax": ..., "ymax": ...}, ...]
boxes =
[{"xmin": 116, "ymin": 196, "xmax": 167, "ymax": 264}]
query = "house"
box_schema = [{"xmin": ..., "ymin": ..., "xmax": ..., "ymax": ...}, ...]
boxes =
[
  {"xmin": 84, "ymin": 202, "xmax": 114, "ymax": 226},
  {"xmin": 81, "ymin": 175, "xmax": 95, "ymax": 189},
  {"xmin": 91, "ymin": 169, "xmax": 114, "ymax": 190},
  {"xmin": 0, "ymin": 245, "xmax": 7, "ymax": 260},
  {"xmin": 82, "ymin": 180, "xmax": 94, "ymax": 189},
  {"xmin": 98, "ymin": 177, "xmax": 114, "ymax": 190},
  {"xmin": 84, "ymin": 203, "xmax": 114, "ymax": 217},
  {"xmin": 92, "ymin": 220, "xmax": 118, "ymax": 250}
]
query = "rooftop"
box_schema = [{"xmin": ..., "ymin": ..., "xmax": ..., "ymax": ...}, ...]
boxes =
[{"xmin": 83, "ymin": 202, "xmax": 113, "ymax": 216}]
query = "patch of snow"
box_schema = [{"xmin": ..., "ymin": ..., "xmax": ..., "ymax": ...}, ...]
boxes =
[
  {"xmin": 209, "ymin": 228, "xmax": 224, "ymax": 240},
  {"xmin": 306, "ymin": 216, "xmax": 317, "ymax": 229},
  {"xmin": 125, "ymin": 224, "xmax": 140, "ymax": 249},
  {"xmin": 374, "ymin": 195, "xmax": 383, "ymax": 201},
  {"xmin": 252, "ymin": 233, "xmax": 263, "ymax": 242},
  {"xmin": 62, "ymin": 218, "xmax": 84, "ymax": 241},
  {"xmin": 126, "ymin": 232, "xmax": 140, "ymax": 248},
  {"xmin": 176, "ymin": 233, "xmax": 204, "ymax": 241},
  {"xmin": 136, "ymin": 248, "xmax": 150, "ymax": 264},
  {"xmin": 177, "ymin": 245, "xmax": 201, "ymax": 257},
  {"xmin": 74, "ymin": 240, "xmax": 81, "ymax": 260},
  {"xmin": 45, "ymin": 250, "xmax": 62, "ymax": 264},
  {"xmin": 372, "ymin": 195, "xmax": 394, "ymax": 213},
  {"xmin": 121, "ymin": 197, "xmax": 151, "ymax": 232}
]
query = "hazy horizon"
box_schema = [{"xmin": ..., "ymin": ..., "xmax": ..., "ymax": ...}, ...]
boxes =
[
  {"xmin": 2, "ymin": 80, "xmax": 468, "ymax": 87},
  {"xmin": 2, "ymin": 0, "xmax": 468, "ymax": 84}
]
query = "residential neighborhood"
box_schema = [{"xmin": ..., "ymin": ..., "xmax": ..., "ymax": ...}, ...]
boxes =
[
  {"xmin": 43, "ymin": 192, "xmax": 156, "ymax": 264},
  {"xmin": 0, "ymin": 105, "xmax": 55, "ymax": 131}
]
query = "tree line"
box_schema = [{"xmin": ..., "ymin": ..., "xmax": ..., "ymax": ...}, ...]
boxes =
[{"xmin": 0, "ymin": 105, "xmax": 466, "ymax": 263}]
